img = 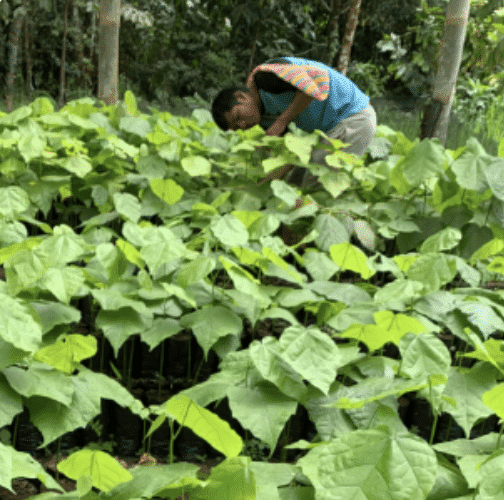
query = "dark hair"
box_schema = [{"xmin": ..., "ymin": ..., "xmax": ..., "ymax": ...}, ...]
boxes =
[{"xmin": 211, "ymin": 86, "xmax": 250, "ymax": 131}]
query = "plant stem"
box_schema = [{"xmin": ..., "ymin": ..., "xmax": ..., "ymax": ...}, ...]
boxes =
[
  {"xmin": 428, "ymin": 382, "xmax": 438, "ymax": 445},
  {"xmin": 192, "ymin": 356, "xmax": 205, "ymax": 385},
  {"xmin": 12, "ymin": 414, "xmax": 19, "ymax": 447},
  {"xmin": 127, "ymin": 337, "xmax": 135, "ymax": 391},
  {"xmin": 99, "ymin": 334, "xmax": 106, "ymax": 374},
  {"xmin": 444, "ymin": 415, "xmax": 453, "ymax": 442},
  {"xmin": 55, "ymin": 437, "xmax": 61, "ymax": 482},
  {"xmin": 281, "ymin": 419, "xmax": 291, "ymax": 463},
  {"xmin": 169, "ymin": 419, "xmax": 175, "ymax": 464},
  {"xmin": 497, "ymin": 422, "xmax": 504, "ymax": 451},
  {"xmin": 158, "ymin": 341, "xmax": 165, "ymax": 400},
  {"xmin": 187, "ymin": 336, "xmax": 192, "ymax": 380}
]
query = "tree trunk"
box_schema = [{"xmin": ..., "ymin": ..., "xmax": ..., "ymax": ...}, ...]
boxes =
[
  {"xmin": 73, "ymin": 1, "xmax": 87, "ymax": 89},
  {"xmin": 336, "ymin": 0, "xmax": 362, "ymax": 75},
  {"xmin": 58, "ymin": 0, "xmax": 70, "ymax": 108},
  {"xmin": 421, "ymin": 0, "xmax": 470, "ymax": 145},
  {"xmin": 97, "ymin": 0, "xmax": 120, "ymax": 105},
  {"xmin": 247, "ymin": 0, "xmax": 266, "ymax": 77},
  {"xmin": 325, "ymin": 0, "xmax": 341, "ymax": 66},
  {"xmin": 6, "ymin": 11, "xmax": 25, "ymax": 113},
  {"xmin": 23, "ymin": 0, "xmax": 32, "ymax": 102}
]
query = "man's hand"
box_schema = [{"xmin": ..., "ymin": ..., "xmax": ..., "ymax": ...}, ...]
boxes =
[
  {"xmin": 259, "ymin": 164, "xmax": 295, "ymax": 185},
  {"xmin": 266, "ymin": 119, "xmax": 287, "ymax": 137}
]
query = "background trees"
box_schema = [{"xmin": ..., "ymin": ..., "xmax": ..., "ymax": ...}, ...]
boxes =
[{"xmin": 1, "ymin": 0, "xmax": 503, "ymax": 137}]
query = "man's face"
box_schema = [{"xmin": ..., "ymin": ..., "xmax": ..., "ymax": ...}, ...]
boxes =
[{"xmin": 224, "ymin": 91, "xmax": 261, "ymax": 131}]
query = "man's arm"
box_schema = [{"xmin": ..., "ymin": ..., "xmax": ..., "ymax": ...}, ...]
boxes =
[{"xmin": 266, "ymin": 90, "xmax": 314, "ymax": 136}]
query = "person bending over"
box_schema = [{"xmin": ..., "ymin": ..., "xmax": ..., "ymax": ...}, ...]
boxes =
[{"xmin": 211, "ymin": 56, "xmax": 377, "ymax": 185}]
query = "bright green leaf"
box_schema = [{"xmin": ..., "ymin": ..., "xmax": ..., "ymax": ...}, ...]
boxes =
[
  {"xmin": 164, "ymin": 394, "xmax": 243, "ymax": 458},
  {"xmin": 329, "ymin": 242, "xmax": 375, "ymax": 279},
  {"xmin": 181, "ymin": 156, "xmax": 211, "ymax": 176},
  {"xmin": 149, "ymin": 178, "xmax": 184, "ymax": 205},
  {"xmin": 57, "ymin": 450, "xmax": 133, "ymax": 493}
]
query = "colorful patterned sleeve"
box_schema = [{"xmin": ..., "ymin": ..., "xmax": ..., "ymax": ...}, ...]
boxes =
[{"xmin": 250, "ymin": 62, "xmax": 330, "ymax": 102}]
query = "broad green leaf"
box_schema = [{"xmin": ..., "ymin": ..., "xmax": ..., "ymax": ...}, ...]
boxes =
[
  {"xmin": 0, "ymin": 373, "xmax": 23, "ymax": 427},
  {"xmin": 278, "ymin": 486, "xmax": 315, "ymax": 500},
  {"xmin": 97, "ymin": 308, "xmax": 152, "ymax": 355},
  {"xmin": 297, "ymin": 428, "xmax": 437, "ymax": 500},
  {"xmin": 181, "ymin": 155, "xmax": 211, "ymax": 176},
  {"xmin": 399, "ymin": 332, "xmax": 451, "ymax": 380},
  {"xmin": 335, "ymin": 377, "xmax": 435, "ymax": 409},
  {"xmin": 140, "ymin": 317, "xmax": 182, "ymax": 350},
  {"xmin": 250, "ymin": 337, "xmax": 307, "ymax": 403},
  {"xmin": 262, "ymin": 247, "xmax": 304, "ymax": 283},
  {"xmin": 136, "ymin": 155, "xmax": 168, "ymax": 179},
  {"xmin": 149, "ymin": 178, "xmax": 184, "ymax": 205},
  {"xmin": 484, "ymin": 157, "xmax": 504, "ymax": 201},
  {"xmin": 249, "ymin": 214, "xmax": 281, "ymax": 239},
  {"xmin": 102, "ymin": 463, "xmax": 200, "ymax": 500},
  {"xmin": 193, "ymin": 457, "xmax": 255, "ymax": 500},
  {"xmin": 113, "ymin": 193, "xmax": 141, "ymax": 223},
  {"xmin": 433, "ymin": 433, "xmax": 504, "ymax": 457},
  {"xmin": 250, "ymin": 462, "xmax": 297, "ymax": 500},
  {"xmin": 180, "ymin": 306, "xmax": 242, "ymax": 357},
  {"xmin": 457, "ymin": 455, "xmax": 485, "ymax": 489},
  {"xmin": 227, "ymin": 385, "xmax": 297, "ymax": 452},
  {"xmin": 92, "ymin": 288, "xmax": 151, "ymax": 316},
  {"xmin": 263, "ymin": 154, "xmax": 292, "ymax": 173},
  {"xmin": 271, "ymin": 180, "xmax": 298, "ymax": 207},
  {"xmin": 57, "ymin": 450, "xmax": 132, "ymax": 493},
  {"xmin": 4, "ymin": 364, "xmax": 74, "ymax": 406},
  {"xmin": 95, "ymin": 243, "xmax": 128, "ymax": 283},
  {"xmin": 161, "ymin": 282, "xmax": 197, "ymax": 308},
  {"xmin": 427, "ymin": 455, "xmax": 471, "ymax": 500},
  {"xmin": 279, "ymin": 326, "xmax": 341, "ymax": 395},
  {"xmin": 470, "ymin": 238, "xmax": 504, "ymax": 264},
  {"xmin": 18, "ymin": 134, "xmax": 45, "ymax": 163},
  {"xmin": 457, "ymin": 301, "xmax": 504, "ymax": 338},
  {"xmin": 401, "ymin": 139, "xmax": 446, "ymax": 186},
  {"xmin": 164, "ymin": 394, "xmax": 243, "ymax": 458},
  {"xmin": 37, "ymin": 226, "xmax": 88, "ymax": 266},
  {"xmin": 124, "ymin": 90, "xmax": 138, "ymax": 116},
  {"xmin": 329, "ymin": 242, "xmax": 375, "ymax": 279},
  {"xmin": 34, "ymin": 334, "xmax": 97, "ymax": 374},
  {"xmin": 0, "ymin": 186, "xmax": 30, "ymax": 219},
  {"xmin": 482, "ymin": 383, "xmax": 504, "ymax": 420},
  {"xmin": 451, "ymin": 138, "xmax": 491, "ymax": 192},
  {"xmin": 420, "ymin": 227, "xmax": 462, "ymax": 254},
  {"xmin": 0, "ymin": 339, "xmax": 30, "ymax": 371},
  {"xmin": 231, "ymin": 247, "xmax": 269, "ymax": 271},
  {"xmin": 303, "ymin": 250, "xmax": 339, "ymax": 281},
  {"xmin": 116, "ymin": 238, "xmax": 145, "ymax": 269},
  {"xmin": 211, "ymin": 214, "xmax": 249, "ymax": 247},
  {"xmin": 342, "ymin": 310, "xmax": 427, "ymax": 352},
  {"xmin": 285, "ymin": 133, "xmax": 317, "ymax": 163},
  {"xmin": 177, "ymin": 256, "xmax": 216, "ymax": 288},
  {"xmin": 373, "ymin": 279, "xmax": 425, "ymax": 307},
  {"xmin": 30, "ymin": 301, "xmax": 81, "ymax": 335},
  {"xmin": 120, "ymin": 116, "xmax": 151, "ymax": 137},
  {"xmin": 441, "ymin": 364, "xmax": 496, "ymax": 437},
  {"xmin": 479, "ymin": 452, "xmax": 504, "ymax": 500},
  {"xmin": 0, "ymin": 293, "xmax": 42, "ymax": 352},
  {"xmin": 461, "ymin": 338, "xmax": 504, "ymax": 372},
  {"xmin": 406, "ymin": 253, "xmax": 457, "ymax": 293},
  {"xmin": 61, "ymin": 155, "xmax": 93, "ymax": 177},
  {"xmin": 232, "ymin": 210, "xmax": 263, "ymax": 228},
  {"xmin": 39, "ymin": 266, "xmax": 85, "ymax": 303},
  {"xmin": 0, "ymin": 442, "xmax": 63, "ymax": 492},
  {"xmin": 28, "ymin": 368, "xmax": 144, "ymax": 447},
  {"xmin": 314, "ymin": 214, "xmax": 350, "ymax": 252},
  {"xmin": 306, "ymin": 280, "xmax": 371, "ymax": 305}
]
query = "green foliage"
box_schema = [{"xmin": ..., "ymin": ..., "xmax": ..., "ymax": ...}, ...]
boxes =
[{"xmin": 0, "ymin": 94, "xmax": 504, "ymax": 499}]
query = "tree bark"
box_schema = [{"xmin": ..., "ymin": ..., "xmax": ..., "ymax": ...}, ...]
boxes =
[
  {"xmin": 97, "ymin": 0, "xmax": 120, "ymax": 105},
  {"xmin": 336, "ymin": 0, "xmax": 362, "ymax": 75},
  {"xmin": 247, "ymin": 0, "xmax": 266, "ymax": 77},
  {"xmin": 6, "ymin": 11, "xmax": 25, "ymax": 113},
  {"xmin": 421, "ymin": 0, "xmax": 470, "ymax": 145},
  {"xmin": 23, "ymin": 0, "xmax": 32, "ymax": 102},
  {"xmin": 73, "ymin": 1, "xmax": 87, "ymax": 89},
  {"xmin": 325, "ymin": 0, "xmax": 341, "ymax": 66},
  {"xmin": 58, "ymin": 0, "xmax": 70, "ymax": 108}
]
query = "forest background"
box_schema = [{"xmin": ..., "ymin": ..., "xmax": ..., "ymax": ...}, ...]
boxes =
[{"xmin": 3, "ymin": 0, "xmax": 504, "ymax": 151}]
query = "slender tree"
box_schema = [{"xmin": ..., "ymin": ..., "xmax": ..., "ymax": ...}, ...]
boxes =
[
  {"xmin": 23, "ymin": 0, "xmax": 33, "ymax": 102},
  {"xmin": 325, "ymin": 0, "xmax": 342, "ymax": 66},
  {"xmin": 58, "ymin": 0, "xmax": 70, "ymax": 108},
  {"xmin": 6, "ymin": 9, "xmax": 25, "ymax": 112},
  {"xmin": 336, "ymin": 0, "xmax": 362, "ymax": 75},
  {"xmin": 421, "ymin": 0, "xmax": 470, "ymax": 144},
  {"xmin": 97, "ymin": 0, "xmax": 120, "ymax": 105}
]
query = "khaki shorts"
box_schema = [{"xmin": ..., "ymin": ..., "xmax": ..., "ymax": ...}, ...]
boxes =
[{"xmin": 287, "ymin": 103, "xmax": 377, "ymax": 186}]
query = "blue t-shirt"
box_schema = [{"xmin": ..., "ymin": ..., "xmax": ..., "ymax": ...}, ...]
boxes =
[{"xmin": 258, "ymin": 56, "xmax": 369, "ymax": 133}]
